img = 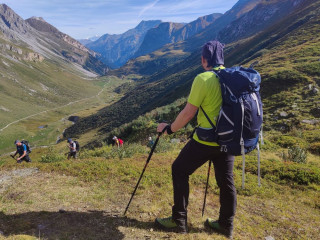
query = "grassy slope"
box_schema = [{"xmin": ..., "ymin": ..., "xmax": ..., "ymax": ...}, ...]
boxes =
[
  {"xmin": 0, "ymin": 144, "xmax": 319, "ymax": 239},
  {"xmin": 0, "ymin": 45, "xmax": 98, "ymax": 126},
  {"xmin": 0, "ymin": 28, "xmax": 130, "ymax": 154},
  {"xmin": 0, "ymin": 74, "xmax": 128, "ymax": 155}
]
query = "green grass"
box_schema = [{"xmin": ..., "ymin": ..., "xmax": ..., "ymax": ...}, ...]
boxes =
[
  {"xmin": 0, "ymin": 74, "xmax": 128, "ymax": 155},
  {"xmin": 0, "ymin": 142, "xmax": 319, "ymax": 239}
]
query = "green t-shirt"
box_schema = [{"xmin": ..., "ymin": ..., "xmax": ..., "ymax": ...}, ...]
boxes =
[{"xmin": 187, "ymin": 66, "xmax": 224, "ymax": 146}]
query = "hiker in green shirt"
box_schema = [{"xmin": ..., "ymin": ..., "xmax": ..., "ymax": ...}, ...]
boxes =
[{"xmin": 155, "ymin": 40, "xmax": 236, "ymax": 239}]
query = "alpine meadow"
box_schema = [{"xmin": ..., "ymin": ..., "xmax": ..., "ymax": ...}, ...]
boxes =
[{"xmin": 0, "ymin": 0, "xmax": 319, "ymax": 239}]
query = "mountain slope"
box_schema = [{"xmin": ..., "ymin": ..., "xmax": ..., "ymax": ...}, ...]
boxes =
[
  {"xmin": 115, "ymin": 0, "xmax": 305, "ymax": 77},
  {"xmin": 111, "ymin": 0, "xmax": 263, "ymax": 76},
  {"xmin": 78, "ymin": 36, "xmax": 100, "ymax": 45},
  {"xmin": 0, "ymin": 4, "xmax": 112, "ymax": 150},
  {"xmin": 0, "ymin": 4, "xmax": 108, "ymax": 75},
  {"xmin": 134, "ymin": 13, "xmax": 222, "ymax": 58},
  {"xmin": 25, "ymin": 17, "xmax": 107, "ymax": 75},
  {"xmin": 86, "ymin": 20, "xmax": 161, "ymax": 68},
  {"xmin": 64, "ymin": 0, "xmax": 319, "ymax": 148},
  {"xmin": 133, "ymin": 22, "xmax": 185, "ymax": 58}
]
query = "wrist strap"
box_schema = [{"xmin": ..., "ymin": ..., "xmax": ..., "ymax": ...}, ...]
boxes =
[{"xmin": 166, "ymin": 124, "xmax": 174, "ymax": 135}]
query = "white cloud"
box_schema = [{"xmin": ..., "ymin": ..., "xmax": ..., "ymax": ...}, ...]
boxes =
[{"xmin": 138, "ymin": 0, "xmax": 160, "ymax": 17}]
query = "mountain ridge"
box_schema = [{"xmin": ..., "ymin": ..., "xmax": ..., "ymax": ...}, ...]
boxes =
[
  {"xmin": 112, "ymin": 0, "xmax": 307, "ymax": 77},
  {"xmin": 133, "ymin": 13, "xmax": 222, "ymax": 59},
  {"xmin": 86, "ymin": 20, "xmax": 162, "ymax": 68},
  {"xmin": 64, "ymin": 0, "xmax": 319, "ymax": 149}
]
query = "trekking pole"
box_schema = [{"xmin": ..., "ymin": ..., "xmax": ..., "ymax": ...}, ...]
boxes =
[
  {"xmin": 124, "ymin": 131, "xmax": 163, "ymax": 215},
  {"xmin": 202, "ymin": 160, "xmax": 212, "ymax": 217},
  {"xmin": 10, "ymin": 155, "xmax": 16, "ymax": 160},
  {"xmin": 257, "ymin": 142, "xmax": 261, "ymax": 187}
]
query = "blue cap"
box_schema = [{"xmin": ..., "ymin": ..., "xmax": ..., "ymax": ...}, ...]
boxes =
[
  {"xmin": 67, "ymin": 138, "xmax": 72, "ymax": 142},
  {"xmin": 14, "ymin": 140, "xmax": 20, "ymax": 144},
  {"xmin": 202, "ymin": 40, "xmax": 225, "ymax": 67}
]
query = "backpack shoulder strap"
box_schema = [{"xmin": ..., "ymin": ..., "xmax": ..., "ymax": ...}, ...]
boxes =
[
  {"xmin": 200, "ymin": 106, "xmax": 216, "ymax": 130},
  {"xmin": 199, "ymin": 69, "xmax": 221, "ymax": 129}
]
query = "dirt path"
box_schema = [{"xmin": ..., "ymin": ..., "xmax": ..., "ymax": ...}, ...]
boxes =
[{"xmin": 0, "ymin": 82, "xmax": 108, "ymax": 133}]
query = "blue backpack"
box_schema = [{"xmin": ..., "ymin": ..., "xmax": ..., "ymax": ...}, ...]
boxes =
[{"xmin": 201, "ymin": 66, "xmax": 263, "ymax": 187}]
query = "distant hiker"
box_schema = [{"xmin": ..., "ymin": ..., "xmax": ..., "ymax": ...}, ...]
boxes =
[
  {"xmin": 155, "ymin": 40, "xmax": 235, "ymax": 238},
  {"xmin": 119, "ymin": 138, "xmax": 124, "ymax": 147},
  {"xmin": 113, "ymin": 136, "xmax": 123, "ymax": 148},
  {"xmin": 67, "ymin": 138, "xmax": 77, "ymax": 159},
  {"xmin": 12, "ymin": 140, "xmax": 31, "ymax": 163},
  {"xmin": 147, "ymin": 136, "xmax": 154, "ymax": 148},
  {"xmin": 113, "ymin": 136, "xmax": 119, "ymax": 148}
]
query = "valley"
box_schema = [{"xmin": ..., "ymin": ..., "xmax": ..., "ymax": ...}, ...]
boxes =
[
  {"xmin": 0, "ymin": 0, "xmax": 319, "ymax": 239},
  {"xmin": 0, "ymin": 75, "xmax": 130, "ymax": 155}
]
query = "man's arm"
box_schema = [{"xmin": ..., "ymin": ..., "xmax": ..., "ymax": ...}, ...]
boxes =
[
  {"xmin": 17, "ymin": 150, "xmax": 26, "ymax": 160},
  {"xmin": 157, "ymin": 102, "xmax": 198, "ymax": 133}
]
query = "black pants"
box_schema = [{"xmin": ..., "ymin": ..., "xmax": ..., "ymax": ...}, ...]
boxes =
[
  {"xmin": 172, "ymin": 139, "xmax": 236, "ymax": 230},
  {"xmin": 19, "ymin": 155, "xmax": 31, "ymax": 162},
  {"xmin": 68, "ymin": 152, "xmax": 77, "ymax": 159}
]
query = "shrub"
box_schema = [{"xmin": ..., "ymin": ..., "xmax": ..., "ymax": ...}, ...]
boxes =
[
  {"xmin": 261, "ymin": 70, "xmax": 309, "ymax": 97},
  {"xmin": 275, "ymin": 135, "xmax": 307, "ymax": 148},
  {"xmin": 121, "ymin": 143, "xmax": 147, "ymax": 157},
  {"xmin": 277, "ymin": 164, "xmax": 320, "ymax": 185},
  {"xmin": 103, "ymin": 148, "xmax": 119, "ymax": 159},
  {"xmin": 40, "ymin": 147, "xmax": 65, "ymax": 163},
  {"xmin": 296, "ymin": 61, "xmax": 320, "ymax": 76},
  {"xmin": 154, "ymin": 137, "xmax": 173, "ymax": 153},
  {"xmin": 282, "ymin": 146, "xmax": 307, "ymax": 164},
  {"xmin": 106, "ymin": 143, "xmax": 148, "ymax": 160},
  {"xmin": 242, "ymin": 158, "xmax": 320, "ymax": 185},
  {"xmin": 80, "ymin": 146, "xmax": 111, "ymax": 158},
  {"xmin": 308, "ymin": 142, "xmax": 320, "ymax": 155}
]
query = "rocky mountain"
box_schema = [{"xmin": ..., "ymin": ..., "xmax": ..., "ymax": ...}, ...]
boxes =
[
  {"xmin": 132, "ymin": 22, "xmax": 186, "ymax": 58},
  {"xmin": 78, "ymin": 36, "xmax": 100, "ymax": 45},
  {"xmin": 112, "ymin": 0, "xmax": 263, "ymax": 76},
  {"xmin": 0, "ymin": 4, "xmax": 109, "ymax": 137},
  {"xmin": 0, "ymin": 4, "xmax": 107, "ymax": 75},
  {"xmin": 114, "ymin": 0, "xmax": 307, "ymax": 77},
  {"xmin": 134, "ymin": 13, "xmax": 222, "ymax": 58},
  {"xmin": 218, "ymin": 0, "xmax": 306, "ymax": 43},
  {"xmin": 65, "ymin": 0, "xmax": 319, "ymax": 148},
  {"xmin": 86, "ymin": 20, "xmax": 161, "ymax": 68},
  {"xmin": 25, "ymin": 17, "xmax": 107, "ymax": 75}
]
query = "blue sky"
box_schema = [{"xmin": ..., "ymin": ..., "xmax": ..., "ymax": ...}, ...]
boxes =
[{"xmin": 3, "ymin": 0, "xmax": 238, "ymax": 39}]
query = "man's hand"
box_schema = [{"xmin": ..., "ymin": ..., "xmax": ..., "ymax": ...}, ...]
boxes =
[
  {"xmin": 157, "ymin": 123, "xmax": 169, "ymax": 134},
  {"xmin": 156, "ymin": 103, "xmax": 198, "ymax": 135}
]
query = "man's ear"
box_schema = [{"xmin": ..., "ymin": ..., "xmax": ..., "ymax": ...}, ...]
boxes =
[
  {"xmin": 201, "ymin": 56, "xmax": 205, "ymax": 65},
  {"xmin": 201, "ymin": 56, "xmax": 210, "ymax": 69}
]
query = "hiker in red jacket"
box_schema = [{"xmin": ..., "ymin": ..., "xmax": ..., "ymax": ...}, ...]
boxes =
[
  {"xmin": 113, "ymin": 136, "xmax": 124, "ymax": 148},
  {"xmin": 118, "ymin": 138, "xmax": 124, "ymax": 147}
]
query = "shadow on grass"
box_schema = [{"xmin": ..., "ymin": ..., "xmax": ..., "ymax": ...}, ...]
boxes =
[{"xmin": 0, "ymin": 210, "xmax": 157, "ymax": 240}]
